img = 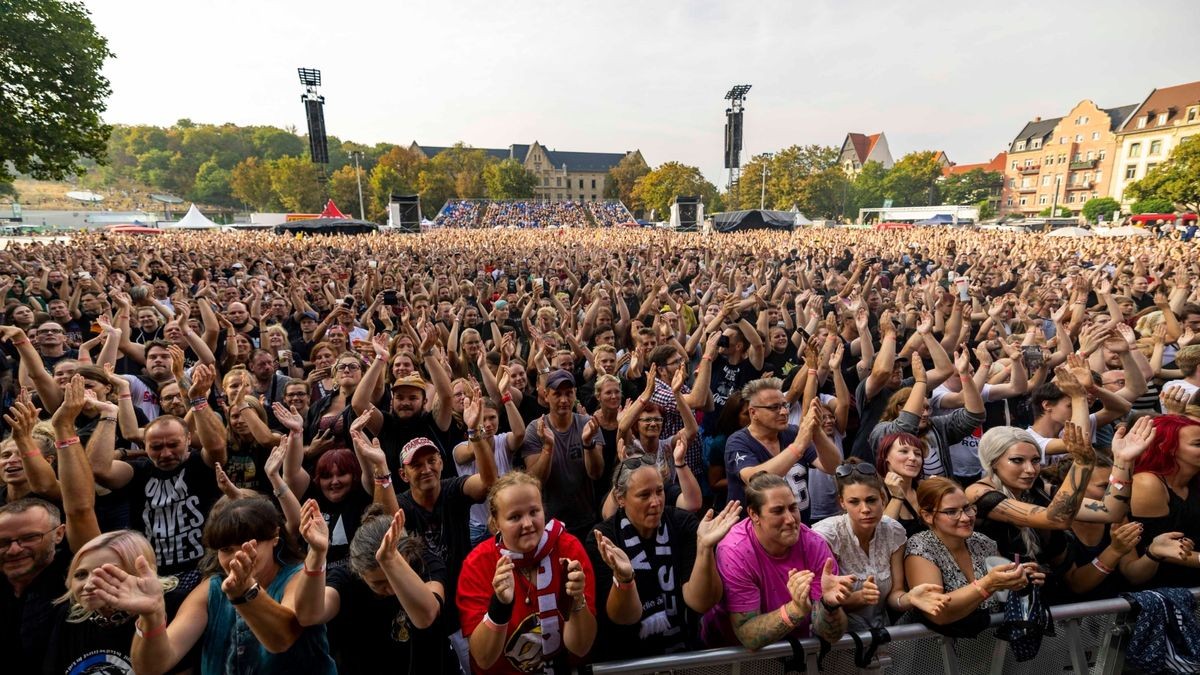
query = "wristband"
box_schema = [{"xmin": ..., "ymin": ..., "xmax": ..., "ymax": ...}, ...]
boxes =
[
  {"xmin": 11, "ymin": 339, "xmax": 29, "ymax": 347},
  {"xmin": 613, "ymin": 575, "xmax": 634, "ymax": 589},
  {"xmin": 374, "ymin": 476, "xmax": 393, "ymax": 490},
  {"xmin": 1147, "ymin": 550, "xmax": 1167, "ymax": 563},
  {"xmin": 55, "ymin": 436, "xmax": 80, "ymax": 450},
  {"xmin": 191, "ymin": 400, "xmax": 209, "ymax": 411},
  {"xmin": 189, "ymin": 397, "xmax": 208, "ymax": 407},
  {"xmin": 674, "ymin": 462, "xmax": 687, "ymax": 469},
  {"xmin": 468, "ymin": 429, "xmax": 480, "ymax": 441},
  {"xmin": 99, "ymin": 416, "xmax": 118, "ymax": 424},
  {"xmin": 701, "ymin": 355, "xmax": 714, "ymax": 362},
  {"xmin": 1091, "ymin": 558, "xmax": 1113, "ymax": 575},
  {"xmin": 489, "ymin": 594, "xmax": 514, "ymax": 623},
  {"xmin": 501, "ymin": 392, "xmax": 513, "ymax": 404},
  {"xmin": 22, "ymin": 449, "xmax": 42, "ymax": 458},
  {"xmin": 778, "ymin": 603, "xmax": 795, "ymax": 628},
  {"xmin": 481, "ymin": 613, "xmax": 508, "ymax": 632},
  {"xmin": 303, "ymin": 564, "xmax": 326, "ymax": 577},
  {"xmin": 135, "ymin": 619, "xmax": 168, "ymax": 640},
  {"xmin": 273, "ymin": 484, "xmax": 289, "ymax": 497},
  {"xmin": 820, "ymin": 598, "xmax": 840, "ymax": 612},
  {"xmin": 1108, "ymin": 475, "xmax": 1127, "ymax": 491},
  {"xmin": 972, "ymin": 580, "xmax": 991, "ymax": 600},
  {"xmin": 808, "ymin": 369, "xmax": 818, "ymax": 376}
]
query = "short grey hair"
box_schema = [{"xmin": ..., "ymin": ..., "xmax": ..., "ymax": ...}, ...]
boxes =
[{"xmin": 741, "ymin": 377, "xmax": 783, "ymax": 402}]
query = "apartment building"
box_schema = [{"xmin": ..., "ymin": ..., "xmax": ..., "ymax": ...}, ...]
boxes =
[
  {"xmin": 1109, "ymin": 80, "xmax": 1200, "ymax": 205},
  {"xmin": 1000, "ymin": 100, "xmax": 1136, "ymax": 216}
]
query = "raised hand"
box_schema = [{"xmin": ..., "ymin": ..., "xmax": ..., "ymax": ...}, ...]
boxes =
[
  {"xmin": 538, "ymin": 417, "xmax": 555, "ymax": 449},
  {"xmin": 1111, "ymin": 415, "xmax": 1156, "ymax": 465},
  {"xmin": 493, "ymin": 555, "xmax": 516, "ymax": 604},
  {"xmin": 188, "ymin": 363, "xmax": 215, "ymax": 401},
  {"xmin": 220, "ymin": 540, "xmax": 260, "ymax": 599},
  {"xmin": 272, "ymin": 402, "xmax": 304, "ymax": 433},
  {"xmin": 859, "ymin": 575, "xmax": 880, "ymax": 606},
  {"xmin": 593, "ymin": 531, "xmax": 634, "ymax": 583},
  {"xmin": 1108, "ymin": 521, "xmax": 1143, "ymax": 556},
  {"xmin": 350, "ymin": 428, "xmax": 388, "ymax": 472},
  {"xmin": 1061, "ymin": 422, "xmax": 1097, "ymax": 466},
  {"xmin": 1160, "ymin": 386, "xmax": 1193, "ymax": 416},
  {"xmin": 786, "ymin": 568, "xmax": 815, "ymax": 617},
  {"xmin": 1052, "ymin": 365, "xmax": 1087, "ymax": 398},
  {"xmin": 372, "ymin": 333, "xmax": 390, "ymax": 360},
  {"xmin": 581, "ymin": 416, "xmax": 599, "ymax": 446},
  {"xmin": 300, "ymin": 499, "xmax": 330, "ymax": 556},
  {"xmin": 3, "ymin": 399, "xmax": 41, "ymax": 440},
  {"xmin": 374, "ymin": 509, "xmax": 408, "ymax": 563},
  {"xmin": 884, "ymin": 471, "xmax": 906, "ymax": 499},
  {"xmin": 91, "ymin": 556, "xmax": 167, "ymax": 617},
  {"xmin": 696, "ymin": 500, "xmax": 741, "ymax": 549},
  {"xmin": 464, "ymin": 396, "xmax": 483, "ymax": 431},
  {"xmin": 214, "ymin": 462, "xmax": 242, "ymax": 499},
  {"xmin": 670, "ymin": 365, "xmax": 686, "ymax": 394},
  {"xmin": 51, "ymin": 375, "xmax": 87, "ymax": 428},
  {"xmin": 819, "ymin": 557, "xmax": 855, "ymax": 607}
]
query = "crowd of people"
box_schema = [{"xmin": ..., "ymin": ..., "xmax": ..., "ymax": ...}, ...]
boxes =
[
  {"xmin": 480, "ymin": 201, "xmax": 590, "ymax": 229},
  {"xmin": 1, "ymin": 226, "xmax": 1199, "ymax": 674},
  {"xmin": 435, "ymin": 201, "xmax": 484, "ymax": 229},
  {"xmin": 585, "ymin": 201, "xmax": 634, "ymax": 228}
]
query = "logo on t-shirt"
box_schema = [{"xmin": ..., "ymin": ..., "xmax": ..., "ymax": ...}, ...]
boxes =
[
  {"xmin": 143, "ymin": 468, "xmax": 205, "ymax": 567},
  {"xmin": 68, "ymin": 650, "xmax": 133, "ymax": 674}
]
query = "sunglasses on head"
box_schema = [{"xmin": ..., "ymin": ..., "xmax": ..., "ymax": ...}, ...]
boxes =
[{"xmin": 834, "ymin": 463, "xmax": 877, "ymax": 479}]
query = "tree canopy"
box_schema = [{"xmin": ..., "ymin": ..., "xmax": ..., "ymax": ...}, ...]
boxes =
[
  {"xmin": 1081, "ymin": 197, "xmax": 1121, "ymax": 223},
  {"xmin": 1, "ymin": 0, "xmax": 113, "ymax": 182},
  {"xmin": 1126, "ymin": 136, "xmax": 1200, "ymax": 213},
  {"xmin": 631, "ymin": 162, "xmax": 721, "ymax": 221}
]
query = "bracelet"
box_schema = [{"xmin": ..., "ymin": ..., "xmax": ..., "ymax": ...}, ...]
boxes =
[
  {"xmin": 273, "ymin": 483, "xmax": 289, "ymax": 497},
  {"xmin": 572, "ymin": 597, "xmax": 587, "ymax": 613},
  {"xmin": 100, "ymin": 416, "xmax": 118, "ymax": 423},
  {"xmin": 613, "ymin": 575, "xmax": 634, "ymax": 589},
  {"xmin": 468, "ymin": 429, "xmax": 480, "ymax": 441},
  {"xmin": 191, "ymin": 400, "xmax": 209, "ymax": 411},
  {"xmin": 55, "ymin": 436, "xmax": 80, "ymax": 449},
  {"xmin": 778, "ymin": 603, "xmax": 795, "ymax": 628},
  {"xmin": 501, "ymin": 392, "xmax": 513, "ymax": 404},
  {"xmin": 481, "ymin": 613, "xmax": 508, "ymax": 632},
  {"xmin": 673, "ymin": 462, "xmax": 687, "ymax": 469},
  {"xmin": 1108, "ymin": 474, "xmax": 1127, "ymax": 491},
  {"xmin": 374, "ymin": 476, "xmax": 393, "ymax": 490},
  {"xmin": 972, "ymin": 580, "xmax": 991, "ymax": 600},
  {"xmin": 488, "ymin": 593, "xmax": 514, "ymax": 624},
  {"xmin": 1147, "ymin": 550, "xmax": 1167, "ymax": 563},
  {"xmin": 820, "ymin": 598, "xmax": 840, "ymax": 612},
  {"xmin": 11, "ymin": 339, "xmax": 29, "ymax": 347},
  {"xmin": 119, "ymin": 394, "xmax": 132, "ymax": 400},
  {"xmin": 701, "ymin": 355, "xmax": 714, "ymax": 362},
  {"xmin": 303, "ymin": 564, "xmax": 326, "ymax": 577},
  {"xmin": 22, "ymin": 449, "xmax": 41, "ymax": 458},
  {"xmin": 1091, "ymin": 557, "xmax": 1114, "ymax": 575},
  {"xmin": 135, "ymin": 619, "xmax": 168, "ymax": 640},
  {"xmin": 189, "ymin": 397, "xmax": 208, "ymax": 406}
]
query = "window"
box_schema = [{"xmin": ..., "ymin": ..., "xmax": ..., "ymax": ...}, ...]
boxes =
[
  {"xmin": 1086, "ymin": 151, "xmax": 1094, "ymax": 161},
  {"xmin": 1039, "ymin": 195, "xmax": 1049, "ymax": 205},
  {"xmin": 542, "ymin": 177, "xmax": 549, "ymax": 186},
  {"xmin": 1138, "ymin": 116, "xmax": 1148, "ymax": 129},
  {"xmin": 1060, "ymin": 137, "xmax": 1067, "ymax": 144},
  {"xmin": 1092, "ymin": 132, "xmax": 1101, "ymax": 140},
  {"xmin": 1150, "ymin": 140, "xmax": 1162, "ymax": 155},
  {"xmin": 1058, "ymin": 154, "xmax": 1067, "ymax": 164},
  {"xmin": 591, "ymin": 179, "xmax": 596, "ymax": 189},
  {"xmin": 1019, "ymin": 197, "xmax": 1027, "ymax": 206},
  {"xmin": 578, "ymin": 179, "xmax": 583, "ymax": 189},
  {"xmin": 1095, "ymin": 170, "xmax": 1103, "ymax": 182},
  {"xmin": 1129, "ymin": 142, "xmax": 1141, "ymax": 157},
  {"xmin": 1045, "ymin": 155, "xmax": 1053, "ymax": 165},
  {"xmin": 1041, "ymin": 175, "xmax": 1050, "ymax": 186},
  {"xmin": 1067, "ymin": 194, "xmax": 1076, "ymax": 204},
  {"xmin": 1021, "ymin": 178, "xmax": 1032, "ymax": 188},
  {"xmin": 1008, "ymin": 178, "xmax": 1016, "ymax": 188},
  {"xmin": 1015, "ymin": 141, "xmax": 1026, "ymax": 151},
  {"xmin": 1032, "ymin": 139, "xmax": 1041, "ymax": 149},
  {"xmin": 1076, "ymin": 134, "xmax": 1083, "ymax": 142},
  {"xmin": 1099, "ymin": 149, "xmax": 1107, "ymax": 160},
  {"xmin": 1007, "ymin": 198, "xmax": 1014, "ymax": 206},
  {"xmin": 579, "ymin": 194, "xmax": 584, "ymax": 201},
  {"xmin": 1188, "ymin": 108, "xmax": 1198, "ymax": 122},
  {"xmin": 1125, "ymin": 165, "xmax": 1137, "ymax": 179},
  {"xmin": 1011, "ymin": 161, "xmax": 1018, "ymax": 170},
  {"xmin": 1073, "ymin": 153, "xmax": 1082, "ymax": 162},
  {"xmin": 591, "ymin": 195, "xmax": 597, "ymax": 201},
  {"xmin": 556, "ymin": 193, "xmax": 562, "ymax": 200},
  {"xmin": 1147, "ymin": 163, "xmax": 1159, "ymax": 173},
  {"xmin": 1158, "ymin": 112, "xmax": 1168, "ymax": 125}
]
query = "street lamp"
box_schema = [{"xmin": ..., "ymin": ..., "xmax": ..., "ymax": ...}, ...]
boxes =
[
  {"xmin": 351, "ymin": 151, "xmax": 365, "ymax": 220},
  {"xmin": 760, "ymin": 153, "xmax": 773, "ymax": 210}
]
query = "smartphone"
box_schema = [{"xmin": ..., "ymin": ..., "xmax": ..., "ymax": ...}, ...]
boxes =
[
  {"xmin": 383, "ymin": 290, "xmax": 398, "ymax": 306},
  {"xmin": 1022, "ymin": 346, "xmax": 1044, "ymax": 371},
  {"xmin": 507, "ymin": 279, "xmax": 517, "ymax": 294},
  {"xmin": 557, "ymin": 559, "xmax": 573, "ymax": 622},
  {"xmin": 342, "ymin": 295, "xmax": 355, "ymax": 310}
]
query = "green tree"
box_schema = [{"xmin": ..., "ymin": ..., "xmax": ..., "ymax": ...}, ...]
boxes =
[
  {"xmin": 0, "ymin": 0, "xmax": 113, "ymax": 181},
  {"xmin": 229, "ymin": 157, "xmax": 277, "ymax": 210},
  {"xmin": 1125, "ymin": 137, "xmax": 1200, "ymax": 213},
  {"xmin": 1082, "ymin": 197, "xmax": 1121, "ymax": 223},
  {"xmin": 1129, "ymin": 196, "xmax": 1175, "ymax": 214},
  {"xmin": 1038, "ymin": 205, "xmax": 1072, "ymax": 217},
  {"xmin": 884, "ymin": 151, "xmax": 945, "ymax": 206},
  {"xmin": 190, "ymin": 160, "xmax": 234, "ymax": 206},
  {"xmin": 850, "ymin": 161, "xmax": 889, "ymax": 215},
  {"xmin": 484, "ymin": 159, "xmax": 538, "ymax": 199},
  {"xmin": 268, "ymin": 156, "xmax": 323, "ymax": 212},
  {"xmin": 603, "ymin": 153, "xmax": 651, "ymax": 211},
  {"xmin": 976, "ymin": 199, "xmax": 996, "ymax": 221},
  {"xmin": 630, "ymin": 162, "xmax": 720, "ymax": 221},
  {"xmin": 328, "ymin": 165, "xmax": 367, "ymax": 219},
  {"xmin": 252, "ymin": 126, "xmax": 305, "ymax": 161},
  {"xmin": 793, "ymin": 167, "xmax": 852, "ymax": 219},
  {"xmin": 368, "ymin": 147, "xmax": 425, "ymax": 220},
  {"xmin": 941, "ymin": 169, "xmax": 1004, "ymax": 205},
  {"xmin": 422, "ymin": 144, "xmax": 491, "ymax": 199},
  {"xmin": 0, "ymin": 181, "xmax": 16, "ymax": 199},
  {"xmin": 417, "ymin": 169, "xmax": 456, "ymax": 217}
]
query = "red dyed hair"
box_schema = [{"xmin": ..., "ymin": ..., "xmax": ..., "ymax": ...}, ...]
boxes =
[
  {"xmin": 315, "ymin": 448, "xmax": 361, "ymax": 480},
  {"xmin": 875, "ymin": 432, "xmax": 928, "ymax": 476},
  {"xmin": 1134, "ymin": 415, "xmax": 1200, "ymax": 478}
]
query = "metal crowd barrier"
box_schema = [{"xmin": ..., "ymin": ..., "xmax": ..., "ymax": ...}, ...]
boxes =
[{"xmin": 583, "ymin": 587, "xmax": 1200, "ymax": 675}]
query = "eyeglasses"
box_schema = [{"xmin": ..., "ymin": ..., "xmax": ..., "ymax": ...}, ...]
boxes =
[
  {"xmin": 936, "ymin": 504, "xmax": 978, "ymax": 520},
  {"xmin": 834, "ymin": 463, "xmax": 878, "ymax": 479},
  {"xmin": 334, "ymin": 363, "xmax": 362, "ymax": 373},
  {"xmin": 665, "ymin": 359, "xmax": 684, "ymax": 368},
  {"xmin": 618, "ymin": 455, "xmax": 657, "ymax": 478},
  {"xmin": 750, "ymin": 402, "xmax": 789, "ymax": 412},
  {"xmin": 639, "ymin": 417, "xmax": 663, "ymax": 424},
  {"xmin": 40, "ymin": 328, "xmax": 63, "ymax": 334},
  {"xmin": 0, "ymin": 528, "xmax": 57, "ymax": 550}
]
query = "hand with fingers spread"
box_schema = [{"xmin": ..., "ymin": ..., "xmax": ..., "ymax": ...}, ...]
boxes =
[
  {"xmin": 1148, "ymin": 532, "xmax": 1194, "ymax": 562},
  {"xmin": 907, "ymin": 583, "xmax": 951, "ymax": 616},
  {"xmin": 1160, "ymin": 386, "xmax": 1193, "ymax": 416},
  {"xmin": 3, "ymin": 399, "xmax": 42, "ymax": 440},
  {"xmin": 272, "ymin": 402, "xmax": 304, "ymax": 433},
  {"xmin": 696, "ymin": 500, "xmax": 741, "ymax": 549},
  {"xmin": 593, "ymin": 531, "xmax": 634, "ymax": 584},
  {"xmin": 1111, "ymin": 415, "xmax": 1156, "ymax": 465},
  {"xmin": 350, "ymin": 428, "xmax": 388, "ymax": 474},
  {"xmin": 220, "ymin": 540, "xmax": 260, "ymax": 599},
  {"xmin": 374, "ymin": 510, "xmax": 408, "ymax": 564},
  {"xmin": 819, "ymin": 557, "xmax": 854, "ymax": 609},
  {"xmin": 214, "ymin": 462, "xmax": 243, "ymax": 500},
  {"xmin": 91, "ymin": 555, "xmax": 167, "ymax": 617},
  {"xmin": 300, "ymin": 499, "xmax": 330, "ymax": 556},
  {"xmin": 1061, "ymin": 421, "xmax": 1097, "ymax": 466}
]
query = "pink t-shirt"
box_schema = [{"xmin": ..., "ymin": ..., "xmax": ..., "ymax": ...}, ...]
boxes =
[{"xmin": 701, "ymin": 518, "xmax": 837, "ymax": 645}]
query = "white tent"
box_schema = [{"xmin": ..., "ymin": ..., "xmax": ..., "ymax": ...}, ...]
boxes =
[
  {"xmin": 1046, "ymin": 227, "xmax": 1094, "ymax": 237},
  {"xmin": 1097, "ymin": 225, "xmax": 1153, "ymax": 238},
  {"xmin": 164, "ymin": 204, "xmax": 220, "ymax": 230}
]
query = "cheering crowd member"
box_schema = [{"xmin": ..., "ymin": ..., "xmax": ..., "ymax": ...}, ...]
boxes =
[{"xmin": 0, "ymin": 225, "xmax": 1196, "ymax": 670}]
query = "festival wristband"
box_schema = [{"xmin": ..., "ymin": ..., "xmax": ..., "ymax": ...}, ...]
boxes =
[
  {"xmin": 55, "ymin": 436, "xmax": 80, "ymax": 449},
  {"xmin": 613, "ymin": 575, "xmax": 634, "ymax": 590},
  {"xmin": 303, "ymin": 564, "xmax": 326, "ymax": 577},
  {"xmin": 135, "ymin": 619, "xmax": 168, "ymax": 640},
  {"xmin": 119, "ymin": 394, "xmax": 132, "ymax": 400},
  {"xmin": 489, "ymin": 594, "xmax": 514, "ymax": 623},
  {"xmin": 100, "ymin": 416, "xmax": 117, "ymax": 424},
  {"xmin": 1091, "ymin": 558, "xmax": 1113, "ymax": 575},
  {"xmin": 11, "ymin": 338, "xmax": 29, "ymax": 347},
  {"xmin": 820, "ymin": 598, "xmax": 840, "ymax": 612},
  {"xmin": 22, "ymin": 449, "xmax": 41, "ymax": 458},
  {"xmin": 481, "ymin": 613, "xmax": 508, "ymax": 632},
  {"xmin": 972, "ymin": 580, "xmax": 991, "ymax": 600},
  {"xmin": 778, "ymin": 603, "xmax": 795, "ymax": 628},
  {"xmin": 501, "ymin": 392, "xmax": 513, "ymax": 404}
]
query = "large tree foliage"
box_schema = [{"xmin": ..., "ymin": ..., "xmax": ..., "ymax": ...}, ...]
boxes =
[
  {"xmin": 484, "ymin": 159, "xmax": 538, "ymax": 199},
  {"xmin": 725, "ymin": 145, "xmax": 847, "ymax": 217},
  {"xmin": 1, "ymin": 0, "xmax": 113, "ymax": 181},
  {"xmin": 941, "ymin": 168, "xmax": 1003, "ymax": 206},
  {"xmin": 883, "ymin": 151, "xmax": 945, "ymax": 206},
  {"xmin": 631, "ymin": 162, "xmax": 720, "ymax": 220},
  {"xmin": 603, "ymin": 153, "xmax": 650, "ymax": 211},
  {"xmin": 1081, "ymin": 197, "xmax": 1121, "ymax": 223},
  {"xmin": 1130, "ymin": 196, "xmax": 1175, "ymax": 215},
  {"xmin": 229, "ymin": 157, "xmax": 276, "ymax": 211},
  {"xmin": 1126, "ymin": 136, "xmax": 1200, "ymax": 213}
]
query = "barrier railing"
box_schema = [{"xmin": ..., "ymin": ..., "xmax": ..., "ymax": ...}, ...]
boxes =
[{"xmin": 582, "ymin": 588, "xmax": 1200, "ymax": 675}]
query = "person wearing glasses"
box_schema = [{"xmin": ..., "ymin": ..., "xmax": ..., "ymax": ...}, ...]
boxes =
[
  {"xmin": 905, "ymin": 477, "xmax": 1044, "ymax": 630},
  {"xmin": 723, "ymin": 378, "xmax": 842, "ymax": 524},
  {"xmin": 586, "ymin": 454, "xmax": 740, "ymax": 659},
  {"xmin": 812, "ymin": 460, "xmax": 950, "ymax": 630},
  {"xmin": 303, "ymin": 352, "xmax": 367, "ymax": 462},
  {"xmin": 33, "ymin": 321, "xmax": 78, "ymax": 372}
]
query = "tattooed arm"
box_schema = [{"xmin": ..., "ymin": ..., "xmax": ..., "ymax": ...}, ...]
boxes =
[
  {"xmin": 966, "ymin": 466, "xmax": 1092, "ymax": 531},
  {"xmin": 730, "ymin": 568, "xmax": 815, "ymax": 651},
  {"xmin": 811, "ymin": 598, "xmax": 848, "ymax": 644}
]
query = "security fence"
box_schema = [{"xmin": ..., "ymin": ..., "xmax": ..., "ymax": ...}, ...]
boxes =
[{"xmin": 583, "ymin": 588, "xmax": 1200, "ymax": 675}]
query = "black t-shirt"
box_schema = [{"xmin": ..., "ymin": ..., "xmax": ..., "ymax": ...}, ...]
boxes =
[
  {"xmin": 708, "ymin": 356, "xmax": 761, "ymax": 418},
  {"xmin": 326, "ymin": 550, "xmax": 453, "ymax": 673},
  {"xmin": 379, "ymin": 411, "xmax": 447, "ymax": 475},
  {"xmin": 396, "ymin": 477, "xmax": 480, "ymax": 627},
  {"xmin": 0, "ymin": 545, "xmax": 70, "ymax": 674},
  {"xmin": 305, "ymin": 484, "xmax": 372, "ymax": 563},
  {"xmin": 40, "ymin": 349, "xmax": 79, "ymax": 373},
  {"xmin": 126, "ymin": 452, "xmax": 220, "ymax": 575},
  {"xmin": 587, "ymin": 507, "xmax": 700, "ymax": 659},
  {"xmin": 43, "ymin": 604, "xmax": 136, "ymax": 675}
]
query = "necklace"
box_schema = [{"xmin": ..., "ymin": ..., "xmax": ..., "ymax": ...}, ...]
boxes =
[{"xmin": 519, "ymin": 567, "xmax": 537, "ymax": 606}]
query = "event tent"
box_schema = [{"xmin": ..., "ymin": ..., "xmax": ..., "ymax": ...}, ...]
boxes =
[
  {"xmin": 1098, "ymin": 225, "xmax": 1153, "ymax": 237},
  {"xmin": 319, "ymin": 200, "xmax": 349, "ymax": 219},
  {"xmin": 1046, "ymin": 227, "xmax": 1094, "ymax": 238},
  {"xmin": 163, "ymin": 204, "xmax": 220, "ymax": 230},
  {"xmin": 274, "ymin": 218, "xmax": 378, "ymax": 235},
  {"xmin": 712, "ymin": 209, "xmax": 806, "ymax": 232}
]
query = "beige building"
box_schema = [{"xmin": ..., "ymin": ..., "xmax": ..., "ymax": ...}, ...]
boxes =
[
  {"xmin": 409, "ymin": 141, "xmax": 643, "ymax": 202},
  {"xmin": 1109, "ymin": 80, "xmax": 1200, "ymax": 205},
  {"xmin": 1000, "ymin": 100, "xmax": 1136, "ymax": 217},
  {"xmin": 838, "ymin": 132, "xmax": 893, "ymax": 175}
]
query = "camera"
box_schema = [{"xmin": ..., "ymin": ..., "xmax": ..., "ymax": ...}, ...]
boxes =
[
  {"xmin": 342, "ymin": 295, "xmax": 355, "ymax": 310},
  {"xmin": 717, "ymin": 335, "xmax": 730, "ymax": 349},
  {"xmin": 383, "ymin": 290, "xmax": 398, "ymax": 306}
]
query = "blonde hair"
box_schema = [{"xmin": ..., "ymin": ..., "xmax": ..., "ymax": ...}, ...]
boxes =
[
  {"xmin": 56, "ymin": 530, "xmax": 177, "ymax": 623},
  {"xmin": 486, "ymin": 471, "xmax": 543, "ymax": 522},
  {"xmin": 978, "ymin": 426, "xmax": 1043, "ymax": 557}
]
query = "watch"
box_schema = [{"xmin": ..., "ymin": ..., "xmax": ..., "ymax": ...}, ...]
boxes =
[{"xmin": 230, "ymin": 582, "xmax": 260, "ymax": 605}]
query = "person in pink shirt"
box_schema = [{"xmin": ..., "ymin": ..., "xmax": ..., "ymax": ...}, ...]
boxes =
[{"xmin": 702, "ymin": 472, "xmax": 854, "ymax": 650}]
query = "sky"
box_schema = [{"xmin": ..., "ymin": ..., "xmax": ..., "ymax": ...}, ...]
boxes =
[{"xmin": 83, "ymin": 0, "xmax": 1200, "ymax": 186}]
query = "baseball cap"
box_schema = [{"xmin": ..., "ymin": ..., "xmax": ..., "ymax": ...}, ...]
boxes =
[
  {"xmin": 231, "ymin": 262, "xmax": 244, "ymax": 269},
  {"xmin": 392, "ymin": 373, "xmax": 428, "ymax": 391},
  {"xmin": 300, "ymin": 310, "xmax": 319, "ymax": 321},
  {"xmin": 400, "ymin": 437, "xmax": 439, "ymax": 465},
  {"xmin": 545, "ymin": 369, "xmax": 575, "ymax": 390}
]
